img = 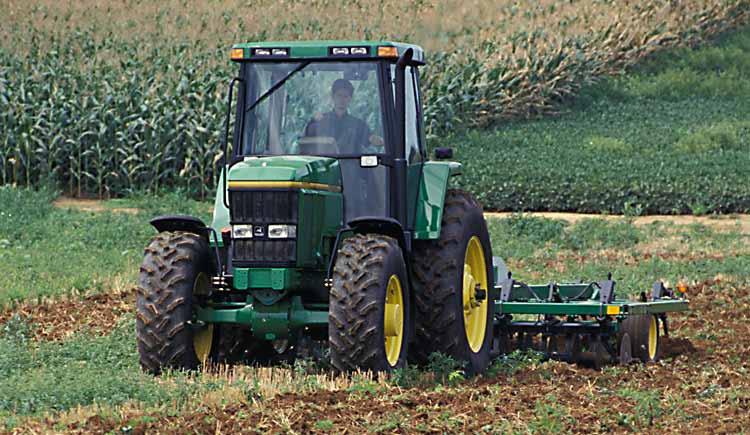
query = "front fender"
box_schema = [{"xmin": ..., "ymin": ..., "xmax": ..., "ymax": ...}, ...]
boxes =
[{"xmin": 150, "ymin": 215, "xmax": 208, "ymax": 235}]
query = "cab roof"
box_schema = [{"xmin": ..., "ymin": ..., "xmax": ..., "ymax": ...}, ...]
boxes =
[{"xmin": 230, "ymin": 40, "xmax": 425, "ymax": 64}]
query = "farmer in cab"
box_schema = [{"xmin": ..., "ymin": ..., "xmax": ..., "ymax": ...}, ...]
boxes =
[{"xmin": 304, "ymin": 78, "xmax": 384, "ymax": 153}]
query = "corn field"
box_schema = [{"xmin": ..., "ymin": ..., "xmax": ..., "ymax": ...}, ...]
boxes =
[{"xmin": 0, "ymin": 0, "xmax": 748, "ymax": 198}]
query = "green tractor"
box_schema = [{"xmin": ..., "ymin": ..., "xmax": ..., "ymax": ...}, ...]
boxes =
[{"xmin": 136, "ymin": 41, "xmax": 496, "ymax": 374}]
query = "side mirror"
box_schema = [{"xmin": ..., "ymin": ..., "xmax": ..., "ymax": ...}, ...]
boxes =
[{"xmin": 434, "ymin": 147, "xmax": 453, "ymax": 159}]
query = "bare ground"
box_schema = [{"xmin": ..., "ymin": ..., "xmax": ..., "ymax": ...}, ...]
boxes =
[
  {"xmin": 0, "ymin": 280, "xmax": 134, "ymax": 341},
  {"xmin": 52, "ymin": 198, "xmax": 139, "ymax": 214},
  {"xmin": 2, "ymin": 277, "xmax": 748, "ymax": 434}
]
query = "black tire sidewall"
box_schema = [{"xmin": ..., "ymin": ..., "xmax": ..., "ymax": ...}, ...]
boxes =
[
  {"xmin": 329, "ymin": 234, "xmax": 411, "ymax": 372},
  {"xmin": 136, "ymin": 231, "xmax": 211, "ymax": 373},
  {"xmin": 451, "ymin": 204, "xmax": 494, "ymax": 374},
  {"xmin": 619, "ymin": 314, "xmax": 659, "ymax": 363},
  {"xmin": 174, "ymin": 240, "xmax": 211, "ymax": 369}
]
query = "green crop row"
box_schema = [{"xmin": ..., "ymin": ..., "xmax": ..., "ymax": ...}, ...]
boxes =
[
  {"xmin": 0, "ymin": 1, "xmax": 748, "ymax": 199},
  {"xmin": 444, "ymin": 26, "xmax": 750, "ymax": 214}
]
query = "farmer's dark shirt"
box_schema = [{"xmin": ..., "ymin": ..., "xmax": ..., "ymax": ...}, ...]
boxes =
[{"xmin": 304, "ymin": 112, "xmax": 371, "ymax": 154}]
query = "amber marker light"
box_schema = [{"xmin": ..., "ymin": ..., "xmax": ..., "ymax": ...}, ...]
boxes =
[
  {"xmin": 220, "ymin": 226, "xmax": 232, "ymax": 243},
  {"xmin": 377, "ymin": 46, "xmax": 398, "ymax": 58},
  {"xmin": 677, "ymin": 282, "xmax": 688, "ymax": 296},
  {"xmin": 230, "ymin": 48, "xmax": 244, "ymax": 60}
]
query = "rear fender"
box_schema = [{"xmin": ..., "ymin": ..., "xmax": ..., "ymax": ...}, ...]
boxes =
[{"xmin": 413, "ymin": 161, "xmax": 461, "ymax": 240}]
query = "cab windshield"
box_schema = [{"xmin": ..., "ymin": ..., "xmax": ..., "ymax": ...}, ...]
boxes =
[{"xmin": 239, "ymin": 61, "xmax": 386, "ymax": 157}]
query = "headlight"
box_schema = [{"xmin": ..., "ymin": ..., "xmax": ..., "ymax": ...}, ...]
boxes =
[
  {"xmin": 268, "ymin": 224, "xmax": 296, "ymax": 239},
  {"xmin": 232, "ymin": 224, "xmax": 253, "ymax": 239}
]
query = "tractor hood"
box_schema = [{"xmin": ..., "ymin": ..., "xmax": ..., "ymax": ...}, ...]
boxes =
[{"xmin": 227, "ymin": 155, "xmax": 342, "ymax": 188}]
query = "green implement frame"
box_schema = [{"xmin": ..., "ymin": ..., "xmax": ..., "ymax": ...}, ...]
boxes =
[
  {"xmin": 489, "ymin": 259, "xmax": 689, "ymax": 366},
  {"xmin": 495, "ymin": 281, "xmax": 689, "ymax": 317}
]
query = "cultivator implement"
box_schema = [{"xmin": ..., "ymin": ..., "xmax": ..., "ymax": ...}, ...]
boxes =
[{"xmin": 491, "ymin": 259, "xmax": 689, "ymax": 367}]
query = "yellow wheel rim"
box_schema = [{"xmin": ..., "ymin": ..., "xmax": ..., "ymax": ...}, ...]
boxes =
[
  {"xmin": 384, "ymin": 274, "xmax": 404, "ymax": 366},
  {"xmin": 648, "ymin": 316, "xmax": 658, "ymax": 360},
  {"xmin": 193, "ymin": 272, "xmax": 213, "ymax": 365},
  {"xmin": 193, "ymin": 323, "xmax": 214, "ymax": 365},
  {"xmin": 463, "ymin": 236, "xmax": 488, "ymax": 353}
]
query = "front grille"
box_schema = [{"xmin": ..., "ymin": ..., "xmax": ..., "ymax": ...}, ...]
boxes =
[
  {"xmin": 230, "ymin": 190, "xmax": 298, "ymax": 224},
  {"xmin": 233, "ymin": 240, "xmax": 296, "ymax": 264},
  {"xmin": 229, "ymin": 189, "xmax": 298, "ymax": 265}
]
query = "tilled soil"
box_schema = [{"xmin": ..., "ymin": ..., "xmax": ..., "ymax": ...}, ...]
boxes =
[
  {"xmin": 0, "ymin": 288, "xmax": 134, "ymax": 341},
  {"xmin": 8, "ymin": 278, "xmax": 749, "ymax": 434}
]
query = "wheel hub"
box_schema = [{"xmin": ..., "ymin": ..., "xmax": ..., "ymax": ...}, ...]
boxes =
[
  {"xmin": 463, "ymin": 236, "xmax": 488, "ymax": 353},
  {"xmin": 384, "ymin": 303, "xmax": 403, "ymax": 337}
]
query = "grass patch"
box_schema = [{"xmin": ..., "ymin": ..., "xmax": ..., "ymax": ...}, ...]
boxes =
[
  {"xmin": 529, "ymin": 394, "xmax": 575, "ymax": 434},
  {"xmin": 617, "ymin": 388, "xmax": 665, "ymax": 429},
  {"xmin": 0, "ymin": 316, "xmax": 210, "ymax": 418},
  {"xmin": 0, "ymin": 187, "xmax": 210, "ymax": 305},
  {"xmin": 560, "ymin": 219, "xmax": 641, "ymax": 251},
  {"xmin": 675, "ymin": 121, "xmax": 749, "ymax": 153}
]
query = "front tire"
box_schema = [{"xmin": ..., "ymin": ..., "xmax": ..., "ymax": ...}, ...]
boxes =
[
  {"xmin": 412, "ymin": 189, "xmax": 495, "ymax": 375},
  {"xmin": 329, "ymin": 234, "xmax": 411, "ymax": 372},
  {"xmin": 136, "ymin": 231, "xmax": 214, "ymax": 374}
]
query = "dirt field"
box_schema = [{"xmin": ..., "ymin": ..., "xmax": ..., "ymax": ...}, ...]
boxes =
[
  {"xmin": 2, "ymin": 275, "xmax": 747, "ymax": 433},
  {"xmin": 1, "ymin": 200, "xmax": 746, "ymax": 432}
]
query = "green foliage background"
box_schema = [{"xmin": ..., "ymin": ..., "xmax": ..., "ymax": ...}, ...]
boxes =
[
  {"xmin": 444, "ymin": 27, "xmax": 750, "ymax": 214},
  {"xmin": 0, "ymin": 1, "xmax": 748, "ymax": 211}
]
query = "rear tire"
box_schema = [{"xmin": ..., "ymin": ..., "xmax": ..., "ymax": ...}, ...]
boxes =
[
  {"xmin": 411, "ymin": 189, "xmax": 495, "ymax": 375},
  {"xmin": 329, "ymin": 234, "xmax": 411, "ymax": 372},
  {"xmin": 136, "ymin": 231, "xmax": 214, "ymax": 374}
]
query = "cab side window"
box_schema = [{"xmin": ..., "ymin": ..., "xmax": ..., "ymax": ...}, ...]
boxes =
[{"xmin": 405, "ymin": 66, "xmax": 422, "ymax": 163}]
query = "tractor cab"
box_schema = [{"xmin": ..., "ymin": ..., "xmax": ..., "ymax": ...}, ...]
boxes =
[{"xmin": 226, "ymin": 42, "xmax": 427, "ymax": 225}]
